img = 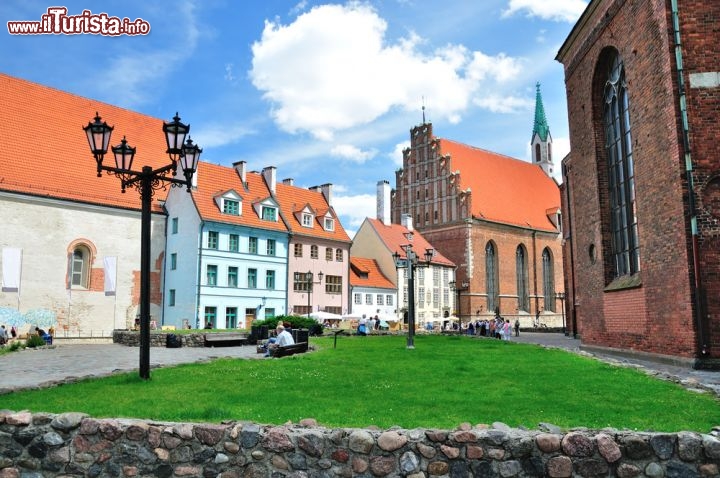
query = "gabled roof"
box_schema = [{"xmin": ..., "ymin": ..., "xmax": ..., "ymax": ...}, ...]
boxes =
[
  {"xmin": 0, "ymin": 73, "xmax": 177, "ymax": 213},
  {"xmin": 274, "ymin": 183, "xmax": 351, "ymax": 243},
  {"xmin": 191, "ymin": 162, "xmax": 288, "ymax": 233},
  {"xmin": 439, "ymin": 138, "xmax": 560, "ymax": 232},
  {"xmin": 349, "ymin": 257, "xmax": 395, "ymax": 289},
  {"xmin": 366, "ymin": 218, "xmax": 455, "ymax": 267}
]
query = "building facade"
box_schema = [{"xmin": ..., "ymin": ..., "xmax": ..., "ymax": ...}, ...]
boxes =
[
  {"xmin": 163, "ymin": 161, "xmax": 289, "ymax": 330},
  {"xmin": 390, "ymin": 117, "xmax": 564, "ymax": 328},
  {"xmin": 556, "ymin": 0, "xmax": 719, "ymax": 367},
  {"xmin": 349, "ymin": 257, "xmax": 397, "ymax": 323},
  {"xmin": 0, "ymin": 74, "xmax": 170, "ymax": 336},
  {"xmin": 274, "ymin": 181, "xmax": 351, "ymax": 317},
  {"xmin": 352, "ymin": 203, "xmax": 456, "ymax": 329}
]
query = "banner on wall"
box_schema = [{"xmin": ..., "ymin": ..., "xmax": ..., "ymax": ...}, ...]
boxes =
[
  {"xmin": 104, "ymin": 256, "xmax": 117, "ymax": 296},
  {"xmin": 1, "ymin": 247, "xmax": 22, "ymax": 293}
]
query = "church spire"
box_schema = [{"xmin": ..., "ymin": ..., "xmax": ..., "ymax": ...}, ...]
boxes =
[
  {"xmin": 531, "ymin": 82, "xmax": 554, "ymax": 176},
  {"xmin": 532, "ymin": 82, "xmax": 550, "ymax": 142}
]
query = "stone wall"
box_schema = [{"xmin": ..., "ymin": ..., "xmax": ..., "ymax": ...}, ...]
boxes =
[
  {"xmin": 2, "ymin": 411, "xmax": 719, "ymax": 477},
  {"xmin": 113, "ymin": 330, "xmax": 205, "ymax": 348}
]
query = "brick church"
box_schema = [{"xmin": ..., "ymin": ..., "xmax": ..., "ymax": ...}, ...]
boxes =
[
  {"xmin": 391, "ymin": 87, "xmax": 564, "ymax": 328},
  {"xmin": 557, "ymin": 0, "xmax": 719, "ymax": 368}
]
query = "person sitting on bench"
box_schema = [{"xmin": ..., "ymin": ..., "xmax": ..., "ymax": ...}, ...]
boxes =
[{"xmin": 264, "ymin": 323, "xmax": 294, "ymax": 357}]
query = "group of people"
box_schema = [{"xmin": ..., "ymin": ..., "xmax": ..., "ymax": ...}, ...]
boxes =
[
  {"xmin": 464, "ymin": 317, "xmax": 519, "ymax": 340},
  {"xmin": 0, "ymin": 325, "xmax": 53, "ymax": 345},
  {"xmin": 356, "ymin": 315, "xmax": 385, "ymax": 336}
]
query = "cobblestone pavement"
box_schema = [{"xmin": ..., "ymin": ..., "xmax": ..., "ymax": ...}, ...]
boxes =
[
  {"xmin": 0, "ymin": 333, "xmax": 718, "ymax": 396},
  {"xmin": 0, "ymin": 343, "xmax": 261, "ymax": 392}
]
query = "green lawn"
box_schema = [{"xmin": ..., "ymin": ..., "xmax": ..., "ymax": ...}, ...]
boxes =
[{"xmin": 1, "ymin": 335, "xmax": 718, "ymax": 432}]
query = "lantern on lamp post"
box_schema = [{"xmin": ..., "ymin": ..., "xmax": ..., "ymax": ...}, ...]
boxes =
[{"xmin": 83, "ymin": 112, "xmax": 201, "ymax": 380}]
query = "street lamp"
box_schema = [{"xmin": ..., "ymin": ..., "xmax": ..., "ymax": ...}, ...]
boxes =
[
  {"xmin": 305, "ymin": 270, "xmax": 324, "ymax": 316},
  {"xmin": 83, "ymin": 112, "xmax": 201, "ymax": 380},
  {"xmin": 556, "ymin": 292, "xmax": 566, "ymax": 335},
  {"xmin": 393, "ymin": 244, "xmax": 434, "ymax": 349},
  {"xmin": 449, "ymin": 279, "xmax": 469, "ymax": 332}
]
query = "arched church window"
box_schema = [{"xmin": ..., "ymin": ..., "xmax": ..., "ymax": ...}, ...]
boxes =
[
  {"xmin": 542, "ymin": 248, "xmax": 555, "ymax": 312},
  {"xmin": 603, "ymin": 51, "xmax": 639, "ymax": 277}
]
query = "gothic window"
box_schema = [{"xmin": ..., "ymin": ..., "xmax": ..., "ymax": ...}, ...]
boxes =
[
  {"xmin": 516, "ymin": 245, "xmax": 529, "ymax": 312},
  {"xmin": 535, "ymin": 144, "xmax": 541, "ymax": 163},
  {"xmin": 542, "ymin": 248, "xmax": 555, "ymax": 312},
  {"xmin": 603, "ymin": 51, "xmax": 639, "ymax": 277},
  {"xmin": 485, "ymin": 242, "xmax": 499, "ymax": 313}
]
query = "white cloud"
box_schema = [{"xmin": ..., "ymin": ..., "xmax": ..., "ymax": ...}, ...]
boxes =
[
  {"xmin": 502, "ymin": 0, "xmax": 588, "ymax": 23},
  {"xmin": 193, "ymin": 122, "xmax": 256, "ymax": 149},
  {"xmin": 332, "ymin": 193, "xmax": 377, "ymax": 233},
  {"xmin": 250, "ymin": 3, "xmax": 527, "ymax": 139},
  {"xmin": 330, "ymin": 144, "xmax": 378, "ymax": 163},
  {"xmin": 390, "ymin": 141, "xmax": 410, "ymax": 167}
]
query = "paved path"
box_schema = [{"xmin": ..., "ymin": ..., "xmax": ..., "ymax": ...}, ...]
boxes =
[
  {"xmin": 0, "ymin": 343, "xmax": 261, "ymax": 392},
  {"xmin": 0, "ymin": 334, "xmax": 718, "ymax": 396},
  {"xmin": 510, "ymin": 332, "xmax": 720, "ymax": 396}
]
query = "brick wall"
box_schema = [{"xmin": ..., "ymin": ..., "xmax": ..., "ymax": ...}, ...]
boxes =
[{"xmin": 557, "ymin": 0, "xmax": 720, "ymax": 361}]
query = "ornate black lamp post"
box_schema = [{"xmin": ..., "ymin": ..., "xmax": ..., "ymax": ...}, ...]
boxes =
[
  {"xmin": 449, "ymin": 279, "xmax": 469, "ymax": 332},
  {"xmin": 305, "ymin": 270, "xmax": 324, "ymax": 316},
  {"xmin": 83, "ymin": 112, "xmax": 201, "ymax": 380},
  {"xmin": 393, "ymin": 244, "xmax": 434, "ymax": 349}
]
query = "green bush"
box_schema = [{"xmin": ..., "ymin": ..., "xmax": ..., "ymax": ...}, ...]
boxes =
[
  {"xmin": 254, "ymin": 315, "xmax": 324, "ymax": 336},
  {"xmin": 25, "ymin": 335, "xmax": 47, "ymax": 348},
  {"xmin": 8, "ymin": 340, "xmax": 24, "ymax": 352}
]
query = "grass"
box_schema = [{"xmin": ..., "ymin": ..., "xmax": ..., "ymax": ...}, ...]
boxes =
[{"xmin": 0, "ymin": 334, "xmax": 718, "ymax": 432}]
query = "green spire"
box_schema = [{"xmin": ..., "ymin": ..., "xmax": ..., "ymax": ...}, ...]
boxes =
[{"xmin": 532, "ymin": 82, "xmax": 550, "ymax": 142}]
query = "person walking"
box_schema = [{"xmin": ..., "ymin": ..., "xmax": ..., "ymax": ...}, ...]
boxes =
[{"xmin": 514, "ymin": 319, "xmax": 520, "ymax": 337}]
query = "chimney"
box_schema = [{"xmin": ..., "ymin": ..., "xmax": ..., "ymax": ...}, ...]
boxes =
[
  {"xmin": 282, "ymin": 178, "xmax": 294, "ymax": 186},
  {"xmin": 401, "ymin": 213, "xmax": 413, "ymax": 231},
  {"xmin": 262, "ymin": 166, "xmax": 277, "ymax": 193},
  {"xmin": 233, "ymin": 161, "xmax": 247, "ymax": 184},
  {"xmin": 377, "ymin": 180, "xmax": 391, "ymax": 225},
  {"xmin": 320, "ymin": 183, "xmax": 332, "ymax": 205}
]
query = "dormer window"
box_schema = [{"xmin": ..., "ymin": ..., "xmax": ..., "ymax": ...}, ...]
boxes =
[
  {"xmin": 324, "ymin": 217, "xmax": 335, "ymax": 231},
  {"xmin": 262, "ymin": 206, "xmax": 277, "ymax": 221},
  {"xmin": 223, "ymin": 199, "xmax": 240, "ymax": 215},
  {"xmin": 302, "ymin": 213, "xmax": 313, "ymax": 228}
]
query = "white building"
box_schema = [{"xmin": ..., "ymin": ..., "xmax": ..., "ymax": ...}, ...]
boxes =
[{"xmin": 0, "ymin": 74, "xmax": 171, "ymax": 336}]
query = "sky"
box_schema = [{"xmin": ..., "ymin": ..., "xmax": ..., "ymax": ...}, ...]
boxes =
[{"xmin": 1, "ymin": 0, "xmax": 587, "ymax": 237}]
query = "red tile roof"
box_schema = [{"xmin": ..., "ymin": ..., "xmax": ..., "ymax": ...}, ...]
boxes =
[
  {"xmin": 439, "ymin": 139, "xmax": 560, "ymax": 232},
  {"xmin": 274, "ymin": 183, "xmax": 351, "ymax": 243},
  {"xmin": 191, "ymin": 162, "xmax": 288, "ymax": 232},
  {"xmin": 0, "ymin": 73, "xmax": 181, "ymax": 213},
  {"xmin": 349, "ymin": 257, "xmax": 395, "ymax": 289},
  {"xmin": 366, "ymin": 218, "xmax": 455, "ymax": 267}
]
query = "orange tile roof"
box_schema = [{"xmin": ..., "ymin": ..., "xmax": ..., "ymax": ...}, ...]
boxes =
[
  {"xmin": 0, "ymin": 73, "xmax": 184, "ymax": 213},
  {"xmin": 366, "ymin": 218, "xmax": 455, "ymax": 267},
  {"xmin": 191, "ymin": 162, "xmax": 288, "ymax": 232},
  {"xmin": 274, "ymin": 183, "xmax": 351, "ymax": 243},
  {"xmin": 439, "ymin": 139, "xmax": 560, "ymax": 232},
  {"xmin": 349, "ymin": 257, "xmax": 395, "ymax": 289}
]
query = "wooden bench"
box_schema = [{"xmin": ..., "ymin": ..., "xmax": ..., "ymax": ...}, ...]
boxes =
[
  {"xmin": 271, "ymin": 342, "xmax": 308, "ymax": 357},
  {"xmin": 204, "ymin": 333, "xmax": 247, "ymax": 347}
]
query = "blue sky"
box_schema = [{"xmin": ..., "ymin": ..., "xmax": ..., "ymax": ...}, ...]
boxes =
[{"xmin": 1, "ymin": 0, "xmax": 587, "ymax": 236}]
